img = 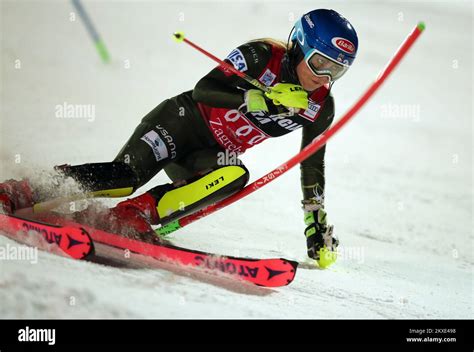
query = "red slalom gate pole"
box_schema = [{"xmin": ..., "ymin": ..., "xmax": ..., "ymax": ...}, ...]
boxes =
[{"xmin": 158, "ymin": 23, "xmax": 426, "ymax": 236}]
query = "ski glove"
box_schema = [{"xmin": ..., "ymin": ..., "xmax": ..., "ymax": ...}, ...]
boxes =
[
  {"xmin": 244, "ymin": 89, "xmax": 269, "ymax": 112},
  {"xmin": 265, "ymin": 83, "xmax": 309, "ymax": 110},
  {"xmin": 303, "ymin": 198, "xmax": 339, "ymax": 268}
]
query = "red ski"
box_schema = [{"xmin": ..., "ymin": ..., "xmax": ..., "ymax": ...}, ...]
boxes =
[
  {"xmin": 0, "ymin": 213, "xmax": 93, "ymax": 259},
  {"xmin": 85, "ymin": 223, "xmax": 297, "ymax": 287},
  {"xmin": 3, "ymin": 212, "xmax": 297, "ymax": 287}
]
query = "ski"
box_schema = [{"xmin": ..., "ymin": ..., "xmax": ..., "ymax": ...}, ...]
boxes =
[
  {"xmin": 0, "ymin": 213, "xmax": 94, "ymax": 260},
  {"xmin": 89, "ymin": 224, "xmax": 297, "ymax": 287},
  {"xmin": 6, "ymin": 212, "xmax": 298, "ymax": 287}
]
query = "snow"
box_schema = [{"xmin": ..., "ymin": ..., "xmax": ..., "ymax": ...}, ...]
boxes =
[{"xmin": 0, "ymin": 0, "xmax": 472, "ymax": 318}]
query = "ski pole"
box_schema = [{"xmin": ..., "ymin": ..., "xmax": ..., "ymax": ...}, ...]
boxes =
[
  {"xmin": 72, "ymin": 0, "xmax": 110, "ymax": 63},
  {"xmin": 157, "ymin": 22, "xmax": 426, "ymax": 236},
  {"xmin": 173, "ymin": 32, "xmax": 270, "ymax": 93}
]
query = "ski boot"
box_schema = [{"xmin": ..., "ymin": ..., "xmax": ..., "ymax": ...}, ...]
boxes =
[
  {"xmin": 0, "ymin": 179, "xmax": 35, "ymax": 214},
  {"xmin": 71, "ymin": 192, "xmax": 158, "ymax": 238}
]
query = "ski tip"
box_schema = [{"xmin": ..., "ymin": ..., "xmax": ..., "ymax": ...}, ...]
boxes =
[{"xmin": 282, "ymin": 258, "xmax": 299, "ymax": 272}]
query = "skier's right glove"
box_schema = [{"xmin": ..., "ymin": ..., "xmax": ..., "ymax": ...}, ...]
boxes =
[
  {"xmin": 302, "ymin": 198, "xmax": 339, "ymax": 268},
  {"xmin": 265, "ymin": 83, "xmax": 309, "ymax": 110}
]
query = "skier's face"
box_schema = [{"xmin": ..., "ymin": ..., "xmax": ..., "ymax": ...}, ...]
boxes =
[{"xmin": 296, "ymin": 60, "xmax": 330, "ymax": 91}]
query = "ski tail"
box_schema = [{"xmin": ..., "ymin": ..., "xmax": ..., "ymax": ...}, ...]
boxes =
[{"xmin": 0, "ymin": 213, "xmax": 94, "ymax": 260}]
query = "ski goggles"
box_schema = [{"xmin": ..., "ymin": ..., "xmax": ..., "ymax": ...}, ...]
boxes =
[{"xmin": 305, "ymin": 49, "xmax": 350, "ymax": 81}]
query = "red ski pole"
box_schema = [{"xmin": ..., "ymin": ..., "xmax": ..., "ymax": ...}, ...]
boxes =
[
  {"xmin": 173, "ymin": 31, "xmax": 270, "ymax": 93},
  {"xmin": 158, "ymin": 23, "xmax": 426, "ymax": 236}
]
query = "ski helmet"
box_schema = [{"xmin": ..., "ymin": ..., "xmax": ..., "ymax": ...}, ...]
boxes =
[{"xmin": 291, "ymin": 9, "xmax": 358, "ymax": 81}]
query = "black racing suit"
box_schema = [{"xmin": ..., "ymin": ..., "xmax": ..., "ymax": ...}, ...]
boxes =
[
  {"xmin": 49, "ymin": 41, "xmax": 334, "ymax": 212},
  {"xmin": 113, "ymin": 40, "xmax": 334, "ymax": 202}
]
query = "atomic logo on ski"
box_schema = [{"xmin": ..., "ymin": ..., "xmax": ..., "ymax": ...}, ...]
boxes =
[
  {"xmin": 66, "ymin": 234, "xmax": 85, "ymax": 249},
  {"xmin": 265, "ymin": 266, "xmax": 287, "ymax": 280},
  {"xmin": 194, "ymin": 255, "xmax": 259, "ymax": 278},
  {"xmin": 21, "ymin": 222, "xmax": 62, "ymax": 245}
]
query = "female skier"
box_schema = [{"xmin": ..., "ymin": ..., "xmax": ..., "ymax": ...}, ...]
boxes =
[{"xmin": 0, "ymin": 9, "xmax": 358, "ymax": 265}]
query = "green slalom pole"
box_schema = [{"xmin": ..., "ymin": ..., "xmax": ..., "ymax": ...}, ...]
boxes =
[{"xmin": 72, "ymin": 0, "xmax": 110, "ymax": 63}]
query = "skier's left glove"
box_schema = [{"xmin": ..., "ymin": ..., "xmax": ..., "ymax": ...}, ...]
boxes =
[{"xmin": 302, "ymin": 198, "xmax": 339, "ymax": 268}]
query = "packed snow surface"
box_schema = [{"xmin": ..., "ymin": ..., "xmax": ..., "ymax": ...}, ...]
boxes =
[{"xmin": 0, "ymin": 0, "xmax": 472, "ymax": 318}]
